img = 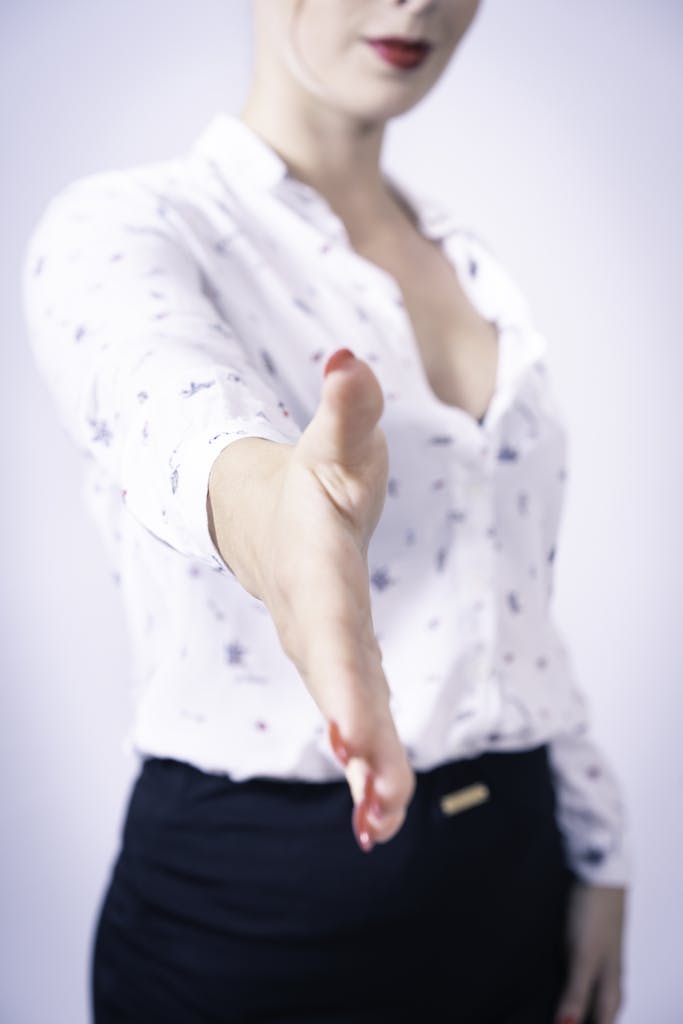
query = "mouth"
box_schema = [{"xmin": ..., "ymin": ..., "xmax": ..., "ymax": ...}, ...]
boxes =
[{"xmin": 365, "ymin": 37, "xmax": 433, "ymax": 71}]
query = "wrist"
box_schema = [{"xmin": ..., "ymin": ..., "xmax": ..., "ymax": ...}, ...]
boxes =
[{"xmin": 207, "ymin": 438, "xmax": 293, "ymax": 600}]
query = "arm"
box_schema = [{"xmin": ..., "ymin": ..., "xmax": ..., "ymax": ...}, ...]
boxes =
[
  {"xmin": 538, "ymin": 381, "xmax": 629, "ymax": 1023},
  {"xmin": 549, "ymin": 719, "xmax": 628, "ymax": 1024},
  {"xmin": 21, "ymin": 173, "xmax": 415, "ymax": 848},
  {"xmin": 207, "ymin": 436, "xmax": 294, "ymax": 597},
  {"xmin": 548, "ymin": 720, "xmax": 630, "ymax": 887},
  {"xmin": 465, "ymin": 232, "xmax": 631, "ymax": 888},
  {"xmin": 21, "ymin": 170, "xmax": 301, "ymax": 571},
  {"xmin": 537, "ymin": 393, "xmax": 631, "ymax": 889}
]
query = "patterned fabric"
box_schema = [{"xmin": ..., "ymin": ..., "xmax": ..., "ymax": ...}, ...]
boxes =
[{"xmin": 21, "ymin": 111, "xmax": 629, "ymax": 885}]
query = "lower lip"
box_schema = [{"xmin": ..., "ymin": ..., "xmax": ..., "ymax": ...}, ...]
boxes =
[{"xmin": 366, "ymin": 40, "xmax": 431, "ymax": 70}]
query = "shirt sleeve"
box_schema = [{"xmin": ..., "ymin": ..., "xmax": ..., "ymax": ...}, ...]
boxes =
[
  {"xmin": 538, "ymin": 372, "xmax": 631, "ymax": 888},
  {"xmin": 547, "ymin": 722, "xmax": 631, "ymax": 887},
  {"xmin": 20, "ymin": 170, "xmax": 303, "ymax": 572}
]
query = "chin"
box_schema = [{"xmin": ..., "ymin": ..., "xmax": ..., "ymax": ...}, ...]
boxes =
[{"xmin": 338, "ymin": 86, "xmax": 433, "ymax": 124}]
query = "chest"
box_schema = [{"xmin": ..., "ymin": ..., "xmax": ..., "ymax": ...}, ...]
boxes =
[{"xmin": 351, "ymin": 230, "xmax": 499, "ymax": 423}]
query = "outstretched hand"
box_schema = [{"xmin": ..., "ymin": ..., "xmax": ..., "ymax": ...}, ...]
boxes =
[{"xmin": 259, "ymin": 348, "xmax": 416, "ymax": 852}]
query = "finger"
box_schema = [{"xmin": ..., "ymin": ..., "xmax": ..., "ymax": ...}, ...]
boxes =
[
  {"xmin": 328, "ymin": 716, "xmax": 415, "ymax": 850},
  {"xmin": 346, "ymin": 754, "xmax": 413, "ymax": 848},
  {"xmin": 593, "ymin": 959, "xmax": 623, "ymax": 1024},
  {"xmin": 361, "ymin": 771, "xmax": 408, "ymax": 842},
  {"xmin": 345, "ymin": 755, "xmax": 368, "ymax": 806},
  {"xmin": 554, "ymin": 954, "xmax": 599, "ymax": 1024},
  {"xmin": 299, "ymin": 348, "xmax": 385, "ymax": 469}
]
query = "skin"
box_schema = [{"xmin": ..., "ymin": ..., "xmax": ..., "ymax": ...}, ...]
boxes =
[
  {"xmin": 241, "ymin": 0, "xmax": 480, "ymax": 238},
  {"xmin": 213, "ymin": 2, "xmax": 629, "ymax": 1020}
]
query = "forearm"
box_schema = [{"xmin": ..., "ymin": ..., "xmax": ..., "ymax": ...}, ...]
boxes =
[{"xmin": 207, "ymin": 437, "xmax": 294, "ymax": 600}]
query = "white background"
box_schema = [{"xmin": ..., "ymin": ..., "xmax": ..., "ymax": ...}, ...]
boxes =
[{"xmin": 2, "ymin": 1, "xmax": 681, "ymax": 1021}]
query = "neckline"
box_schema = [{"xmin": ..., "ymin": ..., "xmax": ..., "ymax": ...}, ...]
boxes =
[
  {"xmin": 194, "ymin": 110, "xmax": 543, "ymax": 437},
  {"xmin": 332, "ymin": 228, "xmax": 506, "ymax": 437},
  {"xmin": 194, "ymin": 111, "xmax": 461, "ymax": 246}
]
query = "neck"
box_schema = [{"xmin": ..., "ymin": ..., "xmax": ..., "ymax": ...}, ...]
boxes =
[{"xmin": 238, "ymin": 87, "xmax": 398, "ymax": 230}]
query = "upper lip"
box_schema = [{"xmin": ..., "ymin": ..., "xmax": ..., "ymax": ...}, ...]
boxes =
[{"xmin": 366, "ymin": 37, "xmax": 432, "ymax": 48}]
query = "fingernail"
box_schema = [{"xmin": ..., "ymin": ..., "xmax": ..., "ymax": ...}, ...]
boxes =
[
  {"xmin": 352, "ymin": 771, "xmax": 378, "ymax": 852},
  {"xmin": 323, "ymin": 348, "xmax": 355, "ymax": 377},
  {"xmin": 558, "ymin": 1015, "xmax": 577, "ymax": 1024},
  {"xmin": 352, "ymin": 799, "xmax": 374, "ymax": 853},
  {"xmin": 328, "ymin": 719, "xmax": 350, "ymax": 766}
]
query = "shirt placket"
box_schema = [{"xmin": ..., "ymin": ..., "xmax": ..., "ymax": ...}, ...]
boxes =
[
  {"xmin": 455, "ymin": 447, "xmax": 504, "ymax": 736},
  {"xmin": 273, "ymin": 174, "xmax": 521, "ymax": 738}
]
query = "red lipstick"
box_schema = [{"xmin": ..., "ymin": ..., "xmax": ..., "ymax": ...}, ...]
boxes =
[{"xmin": 366, "ymin": 38, "xmax": 432, "ymax": 70}]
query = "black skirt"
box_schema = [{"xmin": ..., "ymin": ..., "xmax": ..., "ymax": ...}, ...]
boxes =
[{"xmin": 91, "ymin": 744, "xmax": 576, "ymax": 1023}]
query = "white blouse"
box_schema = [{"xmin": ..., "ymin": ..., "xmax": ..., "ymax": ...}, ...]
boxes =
[{"xmin": 21, "ymin": 111, "xmax": 629, "ymax": 887}]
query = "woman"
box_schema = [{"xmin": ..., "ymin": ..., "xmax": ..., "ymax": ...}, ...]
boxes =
[{"xmin": 22, "ymin": 0, "xmax": 628, "ymax": 1021}]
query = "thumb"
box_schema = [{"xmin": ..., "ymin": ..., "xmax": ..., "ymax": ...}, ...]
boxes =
[{"xmin": 297, "ymin": 348, "xmax": 385, "ymax": 468}]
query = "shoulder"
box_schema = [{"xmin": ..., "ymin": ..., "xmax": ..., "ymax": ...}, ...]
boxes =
[
  {"xmin": 25, "ymin": 145, "xmax": 245, "ymax": 279},
  {"xmin": 22, "ymin": 154, "xmax": 212, "ymax": 296},
  {"xmin": 22, "ymin": 169, "xmax": 154, "ymax": 280},
  {"xmin": 27, "ymin": 158, "xmax": 187, "ymax": 240}
]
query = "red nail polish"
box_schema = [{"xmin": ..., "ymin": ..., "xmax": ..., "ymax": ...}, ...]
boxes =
[
  {"xmin": 558, "ymin": 1015, "xmax": 577, "ymax": 1024},
  {"xmin": 323, "ymin": 348, "xmax": 355, "ymax": 377},
  {"xmin": 328, "ymin": 719, "xmax": 350, "ymax": 766}
]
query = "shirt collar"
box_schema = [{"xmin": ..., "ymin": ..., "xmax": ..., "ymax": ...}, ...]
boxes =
[
  {"xmin": 191, "ymin": 110, "xmax": 461, "ymax": 244},
  {"xmin": 190, "ymin": 111, "xmax": 547, "ymax": 404}
]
